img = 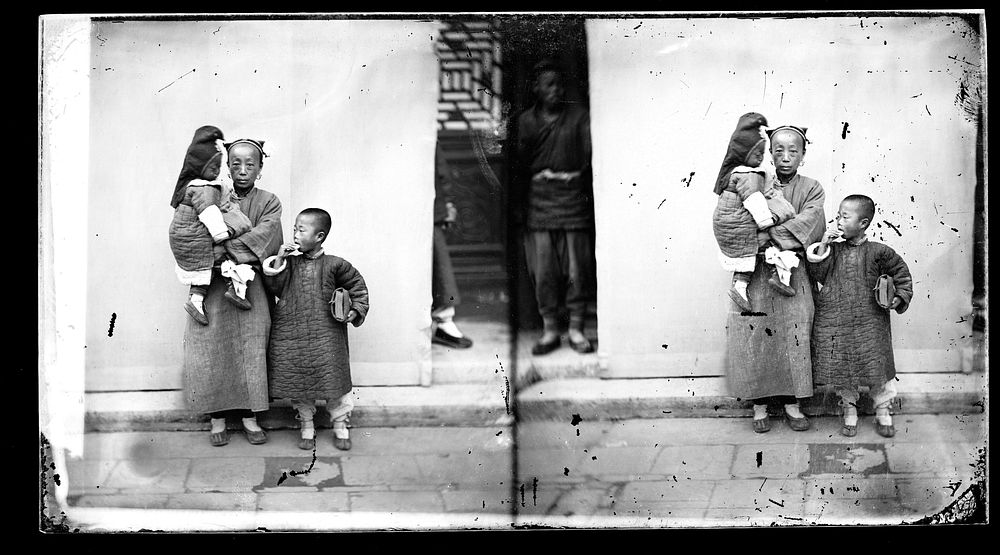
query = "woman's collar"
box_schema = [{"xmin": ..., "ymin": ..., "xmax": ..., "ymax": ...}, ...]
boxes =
[{"xmin": 776, "ymin": 172, "xmax": 798, "ymax": 185}]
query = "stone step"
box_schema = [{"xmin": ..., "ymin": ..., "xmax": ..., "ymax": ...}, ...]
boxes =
[
  {"xmin": 84, "ymin": 372, "xmax": 984, "ymax": 432},
  {"xmin": 514, "ymin": 373, "xmax": 987, "ymax": 421}
]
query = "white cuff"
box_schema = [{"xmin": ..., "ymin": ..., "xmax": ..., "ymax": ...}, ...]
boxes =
[
  {"xmin": 261, "ymin": 255, "xmax": 287, "ymax": 276},
  {"xmin": 805, "ymin": 242, "xmax": 831, "ymax": 263},
  {"xmin": 198, "ymin": 204, "xmax": 229, "ymax": 242},
  {"xmin": 743, "ymin": 191, "xmax": 773, "ymax": 228}
]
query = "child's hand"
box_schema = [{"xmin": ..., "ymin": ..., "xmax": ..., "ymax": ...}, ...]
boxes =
[
  {"xmin": 276, "ymin": 242, "xmax": 300, "ymax": 264},
  {"xmin": 889, "ymin": 296, "xmax": 902, "ymax": 310},
  {"xmin": 346, "ymin": 309, "xmax": 359, "ymax": 323},
  {"xmin": 822, "ymin": 229, "xmax": 842, "ymax": 244}
]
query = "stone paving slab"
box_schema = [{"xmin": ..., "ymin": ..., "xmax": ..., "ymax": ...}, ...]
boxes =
[
  {"xmin": 69, "ymin": 493, "xmax": 171, "ymax": 509},
  {"xmin": 186, "ymin": 457, "xmax": 264, "ymax": 492},
  {"xmin": 258, "ymin": 491, "xmax": 351, "ymax": 512},
  {"xmin": 440, "ymin": 487, "xmax": 513, "ymax": 513},
  {"xmin": 165, "ymin": 492, "xmax": 258, "ymax": 511},
  {"xmin": 731, "ymin": 444, "xmax": 811, "ymax": 478},
  {"xmin": 102, "ymin": 458, "xmax": 191, "ymax": 493},
  {"xmin": 413, "ymin": 453, "xmax": 512, "ymax": 487},
  {"xmin": 66, "ymin": 459, "xmax": 119, "ymax": 494},
  {"xmin": 348, "ymin": 490, "xmax": 445, "ymax": 513},
  {"xmin": 651, "ymin": 445, "xmax": 735, "ymax": 478},
  {"xmin": 339, "ymin": 455, "xmax": 423, "ymax": 486}
]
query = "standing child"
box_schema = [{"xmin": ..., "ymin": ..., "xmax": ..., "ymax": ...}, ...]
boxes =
[
  {"xmin": 805, "ymin": 194, "xmax": 913, "ymax": 437},
  {"xmin": 713, "ymin": 113, "xmax": 799, "ymax": 312},
  {"xmin": 169, "ymin": 125, "xmax": 257, "ymax": 325},
  {"xmin": 263, "ymin": 208, "xmax": 370, "ymax": 451}
]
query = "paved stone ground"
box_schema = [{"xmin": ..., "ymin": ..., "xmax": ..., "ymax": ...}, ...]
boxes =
[
  {"xmin": 61, "ymin": 414, "xmax": 985, "ymax": 528},
  {"xmin": 516, "ymin": 413, "xmax": 986, "ymax": 526}
]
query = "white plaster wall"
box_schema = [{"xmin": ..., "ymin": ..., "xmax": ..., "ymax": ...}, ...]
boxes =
[
  {"xmin": 586, "ymin": 15, "xmax": 981, "ymax": 377},
  {"xmin": 82, "ymin": 19, "xmax": 440, "ymax": 391}
]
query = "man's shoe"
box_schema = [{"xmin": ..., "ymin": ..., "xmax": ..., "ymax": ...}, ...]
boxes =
[
  {"xmin": 432, "ymin": 328, "xmax": 473, "ymax": 349},
  {"xmin": 569, "ymin": 336, "xmax": 594, "ymax": 354},
  {"xmin": 224, "ymin": 283, "xmax": 252, "ymax": 310},
  {"xmin": 531, "ymin": 336, "xmax": 561, "ymax": 356}
]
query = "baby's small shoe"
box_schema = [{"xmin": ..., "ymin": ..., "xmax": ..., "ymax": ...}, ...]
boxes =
[
  {"xmin": 185, "ymin": 300, "xmax": 209, "ymax": 325},
  {"xmin": 767, "ymin": 268, "xmax": 796, "ymax": 297},
  {"xmin": 728, "ymin": 285, "xmax": 753, "ymax": 312},
  {"xmin": 224, "ymin": 283, "xmax": 252, "ymax": 310}
]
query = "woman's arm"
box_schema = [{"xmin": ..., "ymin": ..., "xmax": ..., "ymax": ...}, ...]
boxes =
[
  {"xmin": 763, "ymin": 180, "xmax": 826, "ymax": 250},
  {"xmin": 223, "ymin": 193, "xmax": 283, "ymax": 265}
]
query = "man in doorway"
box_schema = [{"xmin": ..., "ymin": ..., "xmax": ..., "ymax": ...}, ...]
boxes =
[
  {"xmin": 432, "ymin": 144, "xmax": 473, "ymax": 349},
  {"xmin": 516, "ymin": 59, "xmax": 596, "ymax": 355}
]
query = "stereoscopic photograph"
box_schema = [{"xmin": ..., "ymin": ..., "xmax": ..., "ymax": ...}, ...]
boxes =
[{"xmin": 39, "ymin": 10, "xmax": 986, "ymax": 531}]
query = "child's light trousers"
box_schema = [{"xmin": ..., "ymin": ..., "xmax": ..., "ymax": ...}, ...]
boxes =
[{"xmin": 291, "ymin": 393, "xmax": 354, "ymax": 424}]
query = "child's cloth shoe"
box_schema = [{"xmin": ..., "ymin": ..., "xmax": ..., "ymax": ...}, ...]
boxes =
[
  {"xmin": 298, "ymin": 437, "xmax": 316, "ymax": 450},
  {"xmin": 224, "ymin": 282, "xmax": 252, "ymax": 310},
  {"xmin": 767, "ymin": 267, "xmax": 796, "ymax": 297},
  {"xmin": 185, "ymin": 300, "xmax": 209, "ymax": 325},
  {"xmin": 840, "ymin": 423, "xmax": 858, "ymax": 437},
  {"xmin": 333, "ymin": 423, "xmax": 351, "ymax": 451}
]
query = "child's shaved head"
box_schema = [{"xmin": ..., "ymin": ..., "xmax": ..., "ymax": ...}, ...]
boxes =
[
  {"xmin": 843, "ymin": 194, "xmax": 876, "ymax": 223},
  {"xmin": 298, "ymin": 208, "xmax": 332, "ymax": 236}
]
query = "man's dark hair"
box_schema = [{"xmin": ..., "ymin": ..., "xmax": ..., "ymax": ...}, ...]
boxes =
[
  {"xmin": 843, "ymin": 194, "xmax": 876, "ymax": 223},
  {"xmin": 299, "ymin": 208, "xmax": 332, "ymax": 237},
  {"xmin": 532, "ymin": 58, "xmax": 564, "ymax": 82}
]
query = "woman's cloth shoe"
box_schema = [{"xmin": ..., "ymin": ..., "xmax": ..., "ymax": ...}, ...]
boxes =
[
  {"xmin": 728, "ymin": 287, "xmax": 753, "ymax": 312},
  {"xmin": 531, "ymin": 336, "xmax": 561, "ymax": 356},
  {"xmin": 224, "ymin": 283, "xmax": 252, "ymax": 310},
  {"xmin": 840, "ymin": 424, "xmax": 858, "ymax": 437},
  {"xmin": 875, "ymin": 422, "xmax": 896, "ymax": 438},
  {"xmin": 432, "ymin": 328, "xmax": 474, "ymax": 349},
  {"xmin": 209, "ymin": 431, "xmax": 229, "ymax": 447},
  {"xmin": 767, "ymin": 271, "xmax": 796, "ymax": 297},
  {"xmin": 784, "ymin": 412, "xmax": 811, "ymax": 431},
  {"xmin": 569, "ymin": 336, "xmax": 594, "ymax": 354},
  {"xmin": 752, "ymin": 416, "xmax": 771, "ymax": 433},
  {"xmin": 245, "ymin": 429, "xmax": 268, "ymax": 445},
  {"xmin": 185, "ymin": 301, "xmax": 209, "ymax": 325},
  {"xmin": 298, "ymin": 437, "xmax": 316, "ymax": 450}
]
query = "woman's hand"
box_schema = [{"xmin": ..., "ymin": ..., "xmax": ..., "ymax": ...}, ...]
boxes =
[{"xmin": 769, "ymin": 200, "xmax": 796, "ymax": 225}]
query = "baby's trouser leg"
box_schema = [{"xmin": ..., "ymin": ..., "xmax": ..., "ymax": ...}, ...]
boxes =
[
  {"xmin": 835, "ymin": 386, "xmax": 861, "ymax": 426},
  {"xmin": 190, "ymin": 285, "xmax": 208, "ymax": 298},
  {"xmin": 291, "ymin": 399, "xmax": 317, "ymax": 439}
]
